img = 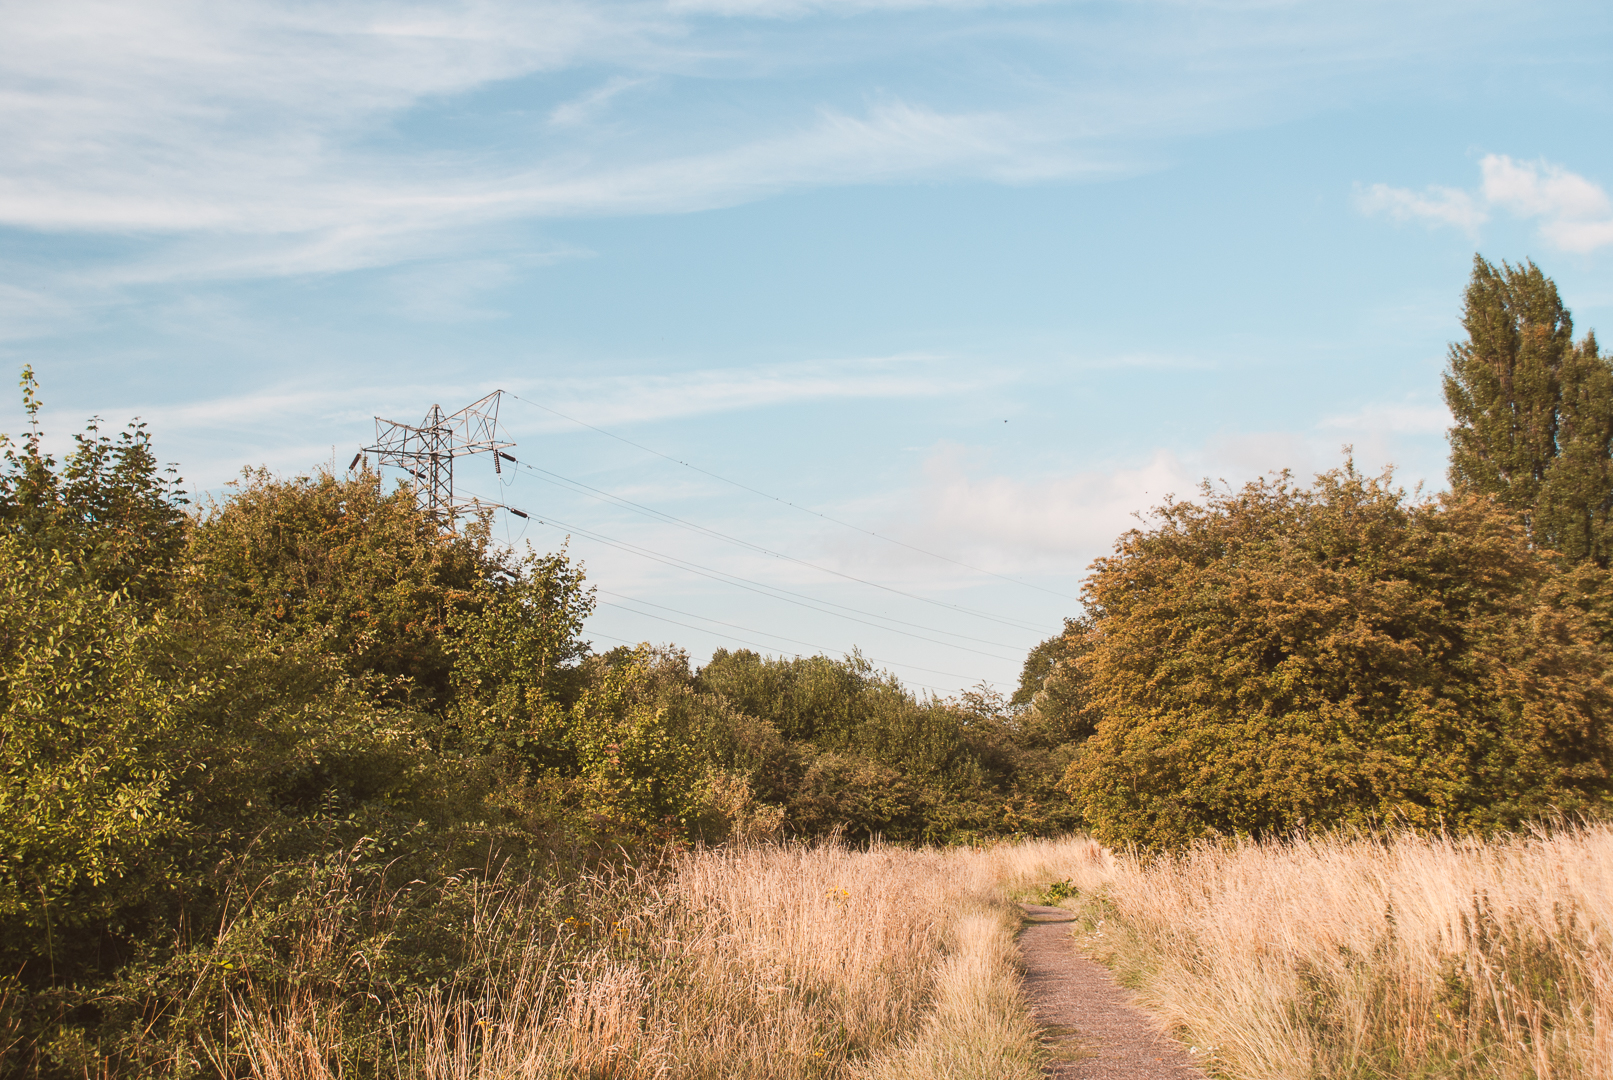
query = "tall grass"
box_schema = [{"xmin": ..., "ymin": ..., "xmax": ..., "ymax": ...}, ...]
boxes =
[
  {"xmin": 61, "ymin": 829, "xmax": 1600, "ymax": 1078},
  {"xmin": 206, "ymin": 841, "xmax": 1062, "ymax": 1079},
  {"xmin": 1029, "ymin": 824, "xmax": 1613, "ymax": 1080}
]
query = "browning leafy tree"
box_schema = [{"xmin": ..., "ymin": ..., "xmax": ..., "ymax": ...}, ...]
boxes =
[
  {"xmin": 1445, "ymin": 256, "xmax": 1613, "ymax": 563},
  {"xmin": 1062, "ymin": 464, "xmax": 1613, "ymax": 850}
]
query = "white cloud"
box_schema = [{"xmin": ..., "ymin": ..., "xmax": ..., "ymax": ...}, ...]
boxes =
[
  {"xmin": 1481, "ymin": 154, "xmax": 1610, "ymax": 220},
  {"xmin": 549, "ymin": 76, "xmax": 649, "ymax": 127},
  {"xmin": 1360, "ymin": 155, "xmax": 1613, "ymax": 252},
  {"xmin": 919, "ymin": 446, "xmax": 1195, "ymax": 559},
  {"xmin": 1479, "ymin": 155, "xmax": 1613, "ymax": 253},
  {"xmin": 1354, "ymin": 182, "xmax": 1486, "ymax": 234},
  {"xmin": 0, "ymin": 0, "xmax": 1085, "ymax": 261},
  {"xmin": 666, "ymin": 0, "xmax": 1041, "ymax": 15},
  {"xmin": 0, "ymin": 283, "xmax": 74, "ymax": 341},
  {"xmin": 1319, "ymin": 401, "xmax": 1449, "ymax": 436},
  {"xmin": 907, "ymin": 397, "xmax": 1455, "ymax": 573},
  {"xmin": 0, "ymin": 96, "xmax": 1090, "ymax": 285},
  {"xmin": 381, "ymin": 249, "xmax": 589, "ymax": 321}
]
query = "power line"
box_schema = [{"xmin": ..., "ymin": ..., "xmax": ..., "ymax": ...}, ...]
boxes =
[
  {"xmin": 454, "ymin": 478, "xmax": 1035, "ymax": 656},
  {"xmin": 596, "ymin": 589, "xmax": 986, "ymax": 682},
  {"xmin": 503, "ymin": 391, "xmax": 1082, "ymax": 602},
  {"xmin": 510, "ymin": 460, "xmax": 1048, "ymax": 634},
  {"xmin": 518, "ymin": 511, "xmax": 1023, "ymax": 662}
]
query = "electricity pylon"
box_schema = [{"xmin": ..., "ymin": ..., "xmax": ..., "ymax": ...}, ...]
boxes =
[{"xmin": 351, "ymin": 390, "xmax": 518, "ymax": 529}]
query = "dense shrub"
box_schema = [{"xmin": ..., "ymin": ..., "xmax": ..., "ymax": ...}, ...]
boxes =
[
  {"xmin": 1060, "ymin": 464, "xmax": 1613, "ymax": 849},
  {"xmin": 186, "ymin": 466, "xmax": 502, "ymax": 710},
  {"xmin": 0, "ymin": 366, "xmax": 1090, "ymax": 1075}
]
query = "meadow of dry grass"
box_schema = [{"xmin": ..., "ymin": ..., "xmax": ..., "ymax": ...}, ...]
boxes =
[
  {"xmin": 207, "ymin": 827, "xmax": 1612, "ymax": 1079},
  {"xmin": 1024, "ymin": 824, "xmax": 1613, "ymax": 1080},
  {"xmin": 217, "ymin": 840, "xmax": 1084, "ymax": 1080}
]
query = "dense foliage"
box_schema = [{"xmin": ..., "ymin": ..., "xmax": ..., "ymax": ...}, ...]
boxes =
[
  {"xmin": 1053, "ymin": 466, "xmax": 1613, "ymax": 849},
  {"xmin": 1445, "ymin": 255, "xmax": 1613, "ymax": 563}
]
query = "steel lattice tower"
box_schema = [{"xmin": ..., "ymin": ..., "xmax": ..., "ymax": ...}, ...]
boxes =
[{"xmin": 354, "ymin": 391, "xmax": 515, "ymax": 528}]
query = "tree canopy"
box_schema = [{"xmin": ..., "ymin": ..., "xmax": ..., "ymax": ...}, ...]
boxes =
[
  {"xmin": 1445, "ymin": 255, "xmax": 1613, "ymax": 563},
  {"xmin": 1059, "ymin": 464, "xmax": 1613, "ymax": 849}
]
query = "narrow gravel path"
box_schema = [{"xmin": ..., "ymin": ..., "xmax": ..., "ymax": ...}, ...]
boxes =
[{"xmin": 1018, "ymin": 904, "xmax": 1208, "ymax": 1080}]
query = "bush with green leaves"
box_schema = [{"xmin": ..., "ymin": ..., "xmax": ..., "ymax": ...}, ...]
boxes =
[
  {"xmin": 0, "ymin": 539, "xmax": 189, "ymax": 979},
  {"xmin": 1061, "ymin": 463, "xmax": 1613, "ymax": 850}
]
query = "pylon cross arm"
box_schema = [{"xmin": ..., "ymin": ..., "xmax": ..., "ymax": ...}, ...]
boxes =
[{"xmin": 354, "ymin": 390, "xmax": 516, "ymax": 531}]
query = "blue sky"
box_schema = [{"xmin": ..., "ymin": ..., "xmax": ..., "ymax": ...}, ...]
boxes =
[{"xmin": 4, "ymin": 0, "xmax": 1613, "ymax": 694}]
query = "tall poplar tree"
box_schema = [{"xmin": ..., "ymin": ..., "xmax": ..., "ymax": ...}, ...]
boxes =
[{"xmin": 1444, "ymin": 256, "xmax": 1613, "ymax": 563}]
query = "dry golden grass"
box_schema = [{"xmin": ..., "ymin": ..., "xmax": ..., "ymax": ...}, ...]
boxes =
[
  {"xmin": 213, "ymin": 827, "xmax": 1610, "ymax": 1079},
  {"xmin": 220, "ymin": 841, "xmax": 1064, "ymax": 1079},
  {"xmin": 1024, "ymin": 825, "xmax": 1613, "ymax": 1080}
]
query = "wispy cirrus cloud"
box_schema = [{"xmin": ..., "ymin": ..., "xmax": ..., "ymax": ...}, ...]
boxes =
[
  {"xmin": 548, "ymin": 76, "xmax": 650, "ymax": 128},
  {"xmin": 1358, "ymin": 154, "xmax": 1613, "ymax": 252},
  {"xmin": 665, "ymin": 0, "xmax": 1045, "ymax": 15},
  {"xmin": 0, "ymin": 99, "xmax": 1083, "ymax": 292},
  {"xmin": 0, "ymin": 0, "xmax": 1553, "ymax": 296},
  {"xmin": 534, "ymin": 353, "xmax": 994, "ymax": 428},
  {"xmin": 0, "ymin": 0, "xmax": 1078, "ymax": 250}
]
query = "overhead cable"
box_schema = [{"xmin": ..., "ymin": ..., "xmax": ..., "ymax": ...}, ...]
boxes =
[
  {"xmin": 518, "ymin": 512, "xmax": 1021, "ymax": 662},
  {"xmin": 456, "ymin": 479, "xmax": 1034, "ymax": 656},
  {"xmin": 596, "ymin": 589, "xmax": 984, "ymax": 682},
  {"xmin": 503, "ymin": 391, "xmax": 1081, "ymax": 602},
  {"xmin": 511, "ymin": 461, "xmax": 1046, "ymax": 635}
]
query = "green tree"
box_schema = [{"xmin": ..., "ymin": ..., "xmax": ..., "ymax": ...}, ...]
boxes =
[
  {"xmin": 0, "ymin": 367, "xmax": 188, "ymax": 602},
  {"xmin": 693, "ymin": 648, "xmax": 1074, "ymax": 841},
  {"xmin": 1445, "ymin": 256, "xmax": 1613, "ymax": 562},
  {"xmin": 1011, "ymin": 626, "xmax": 1068, "ymax": 708},
  {"xmin": 185, "ymin": 467, "xmax": 498, "ymax": 709},
  {"xmin": 1063, "ymin": 464, "xmax": 1613, "ymax": 850},
  {"xmin": 442, "ymin": 544, "xmax": 595, "ymax": 760}
]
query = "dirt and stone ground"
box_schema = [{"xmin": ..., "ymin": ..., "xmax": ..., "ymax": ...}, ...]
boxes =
[{"xmin": 1018, "ymin": 904, "xmax": 1209, "ymax": 1080}]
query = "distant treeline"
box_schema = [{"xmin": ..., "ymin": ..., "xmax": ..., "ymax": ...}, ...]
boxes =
[{"xmin": 2, "ymin": 255, "xmax": 1612, "ymax": 1075}]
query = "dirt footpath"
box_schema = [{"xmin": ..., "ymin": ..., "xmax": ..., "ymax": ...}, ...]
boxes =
[{"xmin": 1018, "ymin": 904, "xmax": 1208, "ymax": 1080}]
